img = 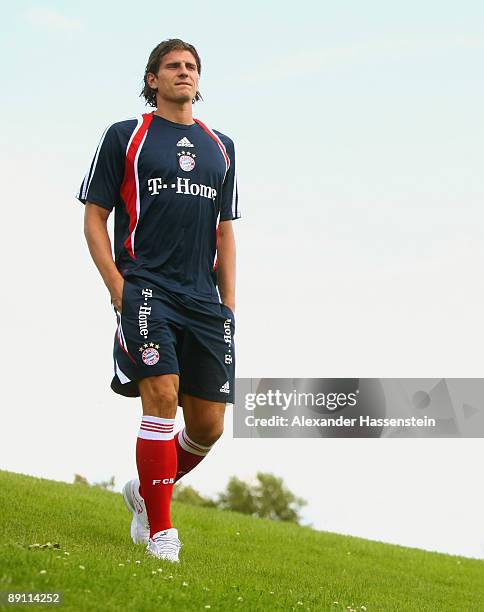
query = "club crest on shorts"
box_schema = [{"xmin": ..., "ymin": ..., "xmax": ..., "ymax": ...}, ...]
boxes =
[
  {"xmin": 139, "ymin": 342, "xmax": 160, "ymax": 366},
  {"xmin": 178, "ymin": 150, "xmax": 196, "ymax": 171}
]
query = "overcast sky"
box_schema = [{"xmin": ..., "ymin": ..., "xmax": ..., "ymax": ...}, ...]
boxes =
[{"xmin": 1, "ymin": 1, "xmax": 484, "ymax": 559}]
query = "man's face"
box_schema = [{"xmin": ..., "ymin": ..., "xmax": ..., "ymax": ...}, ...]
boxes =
[{"xmin": 148, "ymin": 49, "xmax": 199, "ymax": 104}]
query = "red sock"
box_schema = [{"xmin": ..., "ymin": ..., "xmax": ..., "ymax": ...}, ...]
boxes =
[
  {"xmin": 174, "ymin": 428, "xmax": 214, "ymax": 482},
  {"xmin": 136, "ymin": 416, "xmax": 177, "ymax": 537}
]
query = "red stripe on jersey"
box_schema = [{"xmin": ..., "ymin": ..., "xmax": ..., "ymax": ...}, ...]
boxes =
[
  {"xmin": 120, "ymin": 113, "xmax": 154, "ymax": 259},
  {"xmin": 193, "ymin": 118, "xmax": 230, "ymax": 173},
  {"xmin": 212, "ymin": 224, "xmax": 220, "ymax": 271}
]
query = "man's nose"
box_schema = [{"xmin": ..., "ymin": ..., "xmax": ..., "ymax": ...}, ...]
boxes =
[{"xmin": 178, "ymin": 64, "xmax": 189, "ymax": 76}]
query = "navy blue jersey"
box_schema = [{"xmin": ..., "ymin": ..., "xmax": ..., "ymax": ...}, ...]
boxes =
[{"xmin": 77, "ymin": 112, "xmax": 240, "ymax": 303}]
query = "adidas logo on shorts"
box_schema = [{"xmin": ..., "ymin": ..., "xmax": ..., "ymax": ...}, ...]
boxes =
[
  {"xmin": 177, "ymin": 137, "xmax": 194, "ymax": 147},
  {"xmin": 220, "ymin": 381, "xmax": 230, "ymax": 394}
]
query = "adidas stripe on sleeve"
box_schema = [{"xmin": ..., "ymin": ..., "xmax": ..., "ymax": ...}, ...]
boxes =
[
  {"xmin": 76, "ymin": 123, "xmax": 125, "ymax": 211},
  {"xmin": 216, "ymin": 133, "xmax": 240, "ymax": 222}
]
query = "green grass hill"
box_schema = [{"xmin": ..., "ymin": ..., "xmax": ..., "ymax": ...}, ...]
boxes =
[{"xmin": 1, "ymin": 470, "xmax": 483, "ymax": 611}]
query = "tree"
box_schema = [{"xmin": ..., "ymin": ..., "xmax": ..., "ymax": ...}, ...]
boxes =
[
  {"xmin": 216, "ymin": 476, "xmax": 257, "ymax": 516},
  {"xmin": 73, "ymin": 474, "xmax": 115, "ymax": 491},
  {"xmin": 217, "ymin": 472, "xmax": 306, "ymax": 524},
  {"xmin": 172, "ymin": 484, "xmax": 217, "ymax": 508}
]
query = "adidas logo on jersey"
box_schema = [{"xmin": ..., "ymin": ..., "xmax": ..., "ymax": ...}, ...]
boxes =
[
  {"xmin": 177, "ymin": 137, "xmax": 194, "ymax": 147},
  {"xmin": 220, "ymin": 381, "xmax": 230, "ymax": 394}
]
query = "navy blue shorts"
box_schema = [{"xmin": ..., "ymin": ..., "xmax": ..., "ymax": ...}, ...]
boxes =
[{"xmin": 111, "ymin": 279, "xmax": 235, "ymax": 403}]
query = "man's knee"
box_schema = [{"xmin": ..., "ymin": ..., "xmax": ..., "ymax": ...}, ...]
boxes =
[
  {"xmin": 188, "ymin": 421, "xmax": 224, "ymax": 447},
  {"xmin": 139, "ymin": 376, "xmax": 179, "ymax": 416}
]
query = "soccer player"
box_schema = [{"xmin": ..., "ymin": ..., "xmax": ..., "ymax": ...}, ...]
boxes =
[{"xmin": 77, "ymin": 39, "xmax": 240, "ymax": 562}]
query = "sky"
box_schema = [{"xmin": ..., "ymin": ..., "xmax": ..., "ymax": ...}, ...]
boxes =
[{"xmin": 1, "ymin": 1, "xmax": 484, "ymax": 559}]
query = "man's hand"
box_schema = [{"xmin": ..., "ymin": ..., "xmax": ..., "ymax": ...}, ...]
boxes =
[
  {"xmin": 84, "ymin": 203, "xmax": 126, "ymax": 311},
  {"xmin": 110, "ymin": 276, "xmax": 125, "ymax": 313},
  {"xmin": 223, "ymin": 301, "xmax": 236, "ymax": 314},
  {"xmin": 217, "ymin": 220, "xmax": 236, "ymax": 316}
]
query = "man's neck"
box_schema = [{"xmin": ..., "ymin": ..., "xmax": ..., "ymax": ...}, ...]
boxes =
[{"xmin": 154, "ymin": 100, "xmax": 194, "ymax": 125}]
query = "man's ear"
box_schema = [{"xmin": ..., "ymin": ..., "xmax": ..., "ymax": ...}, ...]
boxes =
[{"xmin": 146, "ymin": 72, "xmax": 157, "ymax": 89}]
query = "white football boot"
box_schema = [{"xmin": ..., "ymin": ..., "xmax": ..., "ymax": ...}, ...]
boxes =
[
  {"xmin": 147, "ymin": 528, "xmax": 182, "ymax": 562},
  {"xmin": 122, "ymin": 478, "xmax": 149, "ymax": 545}
]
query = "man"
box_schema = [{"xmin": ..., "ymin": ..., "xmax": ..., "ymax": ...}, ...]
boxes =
[{"xmin": 77, "ymin": 39, "xmax": 240, "ymax": 562}]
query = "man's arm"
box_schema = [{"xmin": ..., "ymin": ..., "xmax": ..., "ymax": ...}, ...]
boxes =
[
  {"xmin": 84, "ymin": 202, "xmax": 124, "ymax": 311},
  {"xmin": 217, "ymin": 220, "xmax": 236, "ymax": 313}
]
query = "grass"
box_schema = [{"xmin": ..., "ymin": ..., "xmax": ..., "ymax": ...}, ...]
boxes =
[{"xmin": 0, "ymin": 470, "xmax": 483, "ymax": 611}]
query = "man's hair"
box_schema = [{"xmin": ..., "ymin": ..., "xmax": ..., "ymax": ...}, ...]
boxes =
[{"xmin": 140, "ymin": 38, "xmax": 203, "ymax": 107}]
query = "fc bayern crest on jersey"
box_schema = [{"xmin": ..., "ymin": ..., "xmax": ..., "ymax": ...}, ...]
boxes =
[
  {"xmin": 178, "ymin": 150, "xmax": 196, "ymax": 171},
  {"xmin": 139, "ymin": 343, "xmax": 160, "ymax": 366}
]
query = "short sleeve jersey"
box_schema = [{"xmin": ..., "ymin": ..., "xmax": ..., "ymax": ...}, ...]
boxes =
[{"xmin": 77, "ymin": 111, "xmax": 240, "ymax": 303}]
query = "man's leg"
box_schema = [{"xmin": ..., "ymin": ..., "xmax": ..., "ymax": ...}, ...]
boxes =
[
  {"xmin": 174, "ymin": 393, "xmax": 225, "ymax": 482},
  {"xmin": 136, "ymin": 374, "xmax": 179, "ymax": 537}
]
